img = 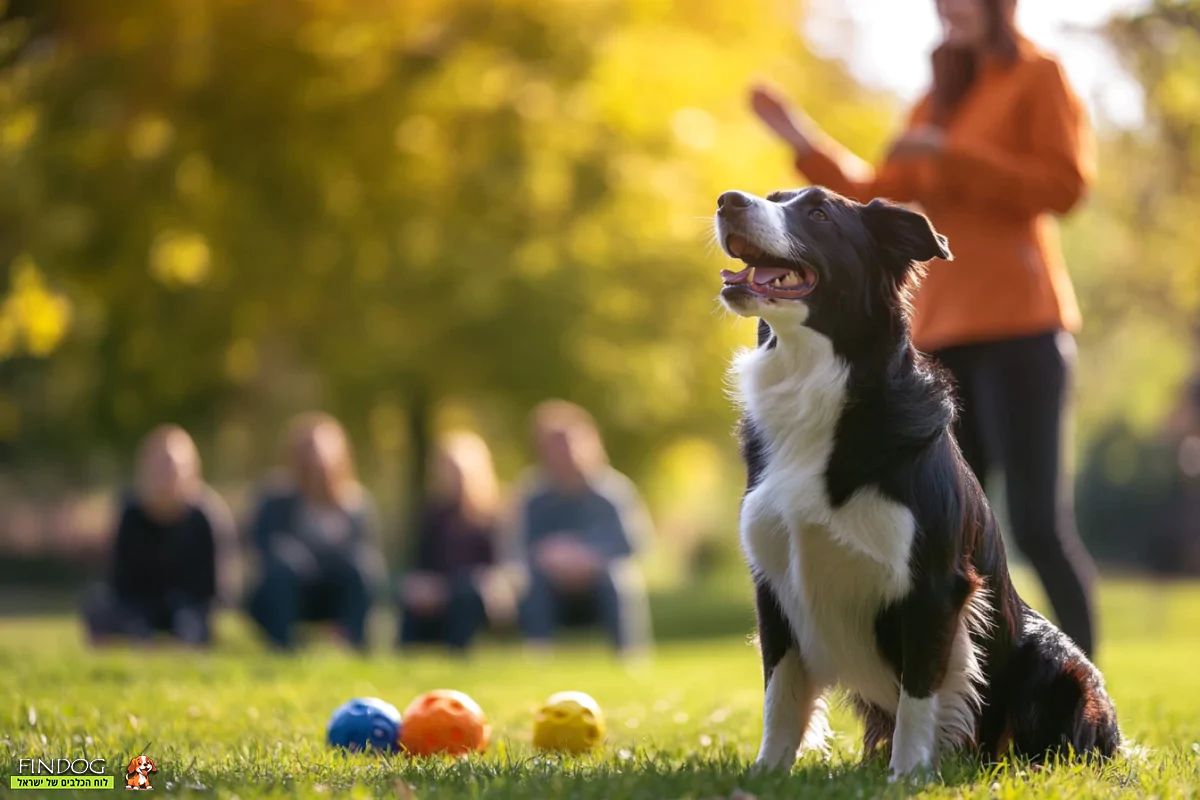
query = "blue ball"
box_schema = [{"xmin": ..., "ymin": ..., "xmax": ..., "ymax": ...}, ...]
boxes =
[{"xmin": 326, "ymin": 697, "xmax": 403, "ymax": 754}]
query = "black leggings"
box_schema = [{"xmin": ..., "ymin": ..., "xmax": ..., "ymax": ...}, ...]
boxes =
[{"xmin": 932, "ymin": 330, "xmax": 1097, "ymax": 657}]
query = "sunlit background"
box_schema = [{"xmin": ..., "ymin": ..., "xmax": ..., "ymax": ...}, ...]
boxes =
[
  {"xmin": 808, "ymin": 0, "xmax": 1150, "ymax": 125},
  {"xmin": 2, "ymin": 0, "xmax": 1199, "ymax": 602}
]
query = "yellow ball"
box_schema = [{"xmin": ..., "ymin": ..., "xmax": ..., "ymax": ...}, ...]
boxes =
[{"xmin": 532, "ymin": 691, "xmax": 605, "ymax": 754}]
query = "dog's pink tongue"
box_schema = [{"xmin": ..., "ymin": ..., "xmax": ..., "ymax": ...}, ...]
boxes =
[
  {"xmin": 752, "ymin": 267, "xmax": 792, "ymax": 285},
  {"xmin": 721, "ymin": 266, "xmax": 752, "ymax": 285}
]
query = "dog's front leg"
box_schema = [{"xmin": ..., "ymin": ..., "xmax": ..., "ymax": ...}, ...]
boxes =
[
  {"xmin": 752, "ymin": 577, "xmax": 829, "ymax": 771},
  {"xmin": 889, "ymin": 575, "xmax": 965, "ymax": 779}
]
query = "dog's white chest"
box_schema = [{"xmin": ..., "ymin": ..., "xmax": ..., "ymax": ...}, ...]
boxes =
[
  {"xmin": 735, "ymin": 333, "xmax": 916, "ymax": 711},
  {"xmin": 743, "ymin": 479, "xmax": 915, "ymax": 710}
]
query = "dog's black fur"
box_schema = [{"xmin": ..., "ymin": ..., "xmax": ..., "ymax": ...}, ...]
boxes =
[{"xmin": 722, "ymin": 186, "xmax": 1120, "ymax": 764}]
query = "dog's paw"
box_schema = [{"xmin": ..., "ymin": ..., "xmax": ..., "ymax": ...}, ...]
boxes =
[
  {"xmin": 748, "ymin": 757, "xmax": 779, "ymax": 775},
  {"xmin": 888, "ymin": 767, "xmax": 936, "ymax": 785},
  {"xmin": 887, "ymin": 757, "xmax": 937, "ymax": 785},
  {"xmin": 749, "ymin": 751, "xmax": 794, "ymax": 775},
  {"xmin": 888, "ymin": 745, "xmax": 935, "ymax": 783}
]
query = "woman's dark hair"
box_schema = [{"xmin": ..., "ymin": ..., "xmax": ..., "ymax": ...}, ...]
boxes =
[{"xmin": 929, "ymin": 0, "xmax": 1020, "ymax": 126}]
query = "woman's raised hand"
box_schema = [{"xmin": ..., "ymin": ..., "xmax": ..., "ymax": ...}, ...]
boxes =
[{"xmin": 749, "ymin": 83, "xmax": 815, "ymax": 156}]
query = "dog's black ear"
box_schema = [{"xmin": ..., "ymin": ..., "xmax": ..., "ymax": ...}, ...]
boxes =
[{"xmin": 864, "ymin": 198, "xmax": 952, "ymax": 265}]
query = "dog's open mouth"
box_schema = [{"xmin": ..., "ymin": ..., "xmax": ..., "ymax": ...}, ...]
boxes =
[{"xmin": 721, "ymin": 235, "xmax": 818, "ymax": 299}]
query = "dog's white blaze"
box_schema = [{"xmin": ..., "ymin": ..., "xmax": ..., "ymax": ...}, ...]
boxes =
[
  {"xmin": 890, "ymin": 691, "xmax": 939, "ymax": 776},
  {"xmin": 754, "ymin": 648, "xmax": 830, "ymax": 769},
  {"xmin": 733, "ymin": 323, "xmax": 985, "ymax": 764},
  {"xmin": 721, "ymin": 198, "xmax": 797, "ymax": 262}
]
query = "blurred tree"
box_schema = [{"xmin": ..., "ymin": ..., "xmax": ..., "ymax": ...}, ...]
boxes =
[
  {"xmin": 0, "ymin": 0, "xmax": 897, "ymax": 528},
  {"xmin": 1062, "ymin": 0, "xmax": 1200, "ymax": 442},
  {"xmin": 1060, "ymin": 0, "xmax": 1200, "ymax": 560}
]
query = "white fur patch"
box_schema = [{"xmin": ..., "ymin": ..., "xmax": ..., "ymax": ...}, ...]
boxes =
[
  {"xmin": 717, "ymin": 194, "xmax": 799, "ymax": 263},
  {"xmin": 890, "ymin": 691, "xmax": 939, "ymax": 777},
  {"xmin": 736, "ymin": 327, "xmax": 912, "ymax": 712},
  {"xmin": 754, "ymin": 648, "xmax": 830, "ymax": 771}
]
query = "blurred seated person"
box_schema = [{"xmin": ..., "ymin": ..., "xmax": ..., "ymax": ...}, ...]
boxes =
[
  {"xmin": 82, "ymin": 425, "xmax": 234, "ymax": 647},
  {"xmin": 246, "ymin": 412, "xmax": 384, "ymax": 652},
  {"xmin": 506, "ymin": 400, "xmax": 654, "ymax": 656},
  {"xmin": 398, "ymin": 431, "xmax": 513, "ymax": 653}
]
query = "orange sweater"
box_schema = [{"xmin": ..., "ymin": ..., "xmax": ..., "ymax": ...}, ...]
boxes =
[{"xmin": 795, "ymin": 39, "xmax": 1094, "ymax": 352}]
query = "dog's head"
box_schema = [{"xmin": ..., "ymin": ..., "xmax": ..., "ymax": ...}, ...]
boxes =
[
  {"xmin": 126, "ymin": 755, "xmax": 156, "ymax": 776},
  {"xmin": 714, "ymin": 186, "xmax": 951, "ymax": 353}
]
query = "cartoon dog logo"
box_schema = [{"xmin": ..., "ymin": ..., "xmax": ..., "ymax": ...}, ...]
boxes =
[{"xmin": 124, "ymin": 755, "xmax": 157, "ymax": 790}]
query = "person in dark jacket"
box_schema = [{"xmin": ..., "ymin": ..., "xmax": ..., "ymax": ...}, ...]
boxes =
[
  {"xmin": 246, "ymin": 412, "xmax": 384, "ymax": 652},
  {"xmin": 397, "ymin": 431, "xmax": 508, "ymax": 653},
  {"xmin": 82, "ymin": 425, "xmax": 233, "ymax": 647},
  {"xmin": 505, "ymin": 400, "xmax": 654, "ymax": 657}
]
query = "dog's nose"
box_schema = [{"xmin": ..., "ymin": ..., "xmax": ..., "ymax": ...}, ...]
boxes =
[{"xmin": 717, "ymin": 191, "xmax": 753, "ymax": 211}]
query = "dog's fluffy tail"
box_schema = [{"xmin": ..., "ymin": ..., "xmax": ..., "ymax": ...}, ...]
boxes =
[{"xmin": 1005, "ymin": 610, "xmax": 1121, "ymax": 762}]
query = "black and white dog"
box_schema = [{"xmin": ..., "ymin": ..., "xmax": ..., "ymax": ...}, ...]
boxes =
[{"xmin": 713, "ymin": 186, "xmax": 1119, "ymax": 778}]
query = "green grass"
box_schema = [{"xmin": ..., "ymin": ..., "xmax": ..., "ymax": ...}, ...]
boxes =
[{"xmin": 3, "ymin": 576, "xmax": 1200, "ymax": 798}]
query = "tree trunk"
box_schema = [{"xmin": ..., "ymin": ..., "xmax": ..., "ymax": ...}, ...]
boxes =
[{"xmin": 399, "ymin": 381, "xmax": 432, "ymax": 571}]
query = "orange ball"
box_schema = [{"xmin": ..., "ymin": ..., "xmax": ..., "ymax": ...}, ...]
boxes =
[{"xmin": 400, "ymin": 690, "xmax": 490, "ymax": 757}]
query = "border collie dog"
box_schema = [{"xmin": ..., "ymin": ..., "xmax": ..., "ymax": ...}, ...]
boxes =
[{"xmin": 713, "ymin": 186, "xmax": 1119, "ymax": 778}]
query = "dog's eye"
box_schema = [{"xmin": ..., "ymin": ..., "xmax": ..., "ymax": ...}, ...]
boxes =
[{"xmin": 808, "ymin": 208, "xmax": 828, "ymax": 222}]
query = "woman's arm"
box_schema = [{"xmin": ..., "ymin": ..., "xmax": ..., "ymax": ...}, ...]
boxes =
[
  {"xmin": 936, "ymin": 58, "xmax": 1093, "ymax": 216},
  {"xmin": 750, "ymin": 85, "xmax": 925, "ymax": 203},
  {"xmin": 794, "ymin": 127, "xmax": 921, "ymax": 204}
]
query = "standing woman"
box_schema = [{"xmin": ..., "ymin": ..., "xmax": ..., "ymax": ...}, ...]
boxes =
[{"xmin": 750, "ymin": 0, "xmax": 1099, "ymax": 655}]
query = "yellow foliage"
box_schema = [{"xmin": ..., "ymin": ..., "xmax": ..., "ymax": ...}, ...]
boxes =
[
  {"xmin": 355, "ymin": 238, "xmax": 390, "ymax": 285},
  {"xmin": 0, "ymin": 313, "xmax": 16, "ymax": 359},
  {"xmin": 525, "ymin": 152, "xmax": 573, "ymax": 217},
  {"xmin": 128, "ymin": 113, "xmax": 174, "ymax": 161},
  {"xmin": 149, "ymin": 230, "xmax": 212, "ymax": 287},
  {"xmin": 394, "ymin": 115, "xmax": 438, "ymax": 156},
  {"xmin": 514, "ymin": 238, "xmax": 559, "ymax": 279},
  {"xmin": 0, "ymin": 107, "xmax": 38, "ymax": 153},
  {"xmin": 670, "ymin": 108, "xmax": 718, "ymax": 152},
  {"xmin": 0, "ymin": 393, "xmax": 19, "ymax": 439},
  {"xmin": 12, "ymin": 0, "xmax": 1164, "ymax": 496},
  {"xmin": 175, "ymin": 154, "xmax": 214, "ymax": 200},
  {"xmin": 369, "ymin": 399, "xmax": 406, "ymax": 454},
  {"xmin": 0, "ymin": 255, "xmax": 72, "ymax": 359},
  {"xmin": 224, "ymin": 339, "xmax": 259, "ymax": 384}
]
